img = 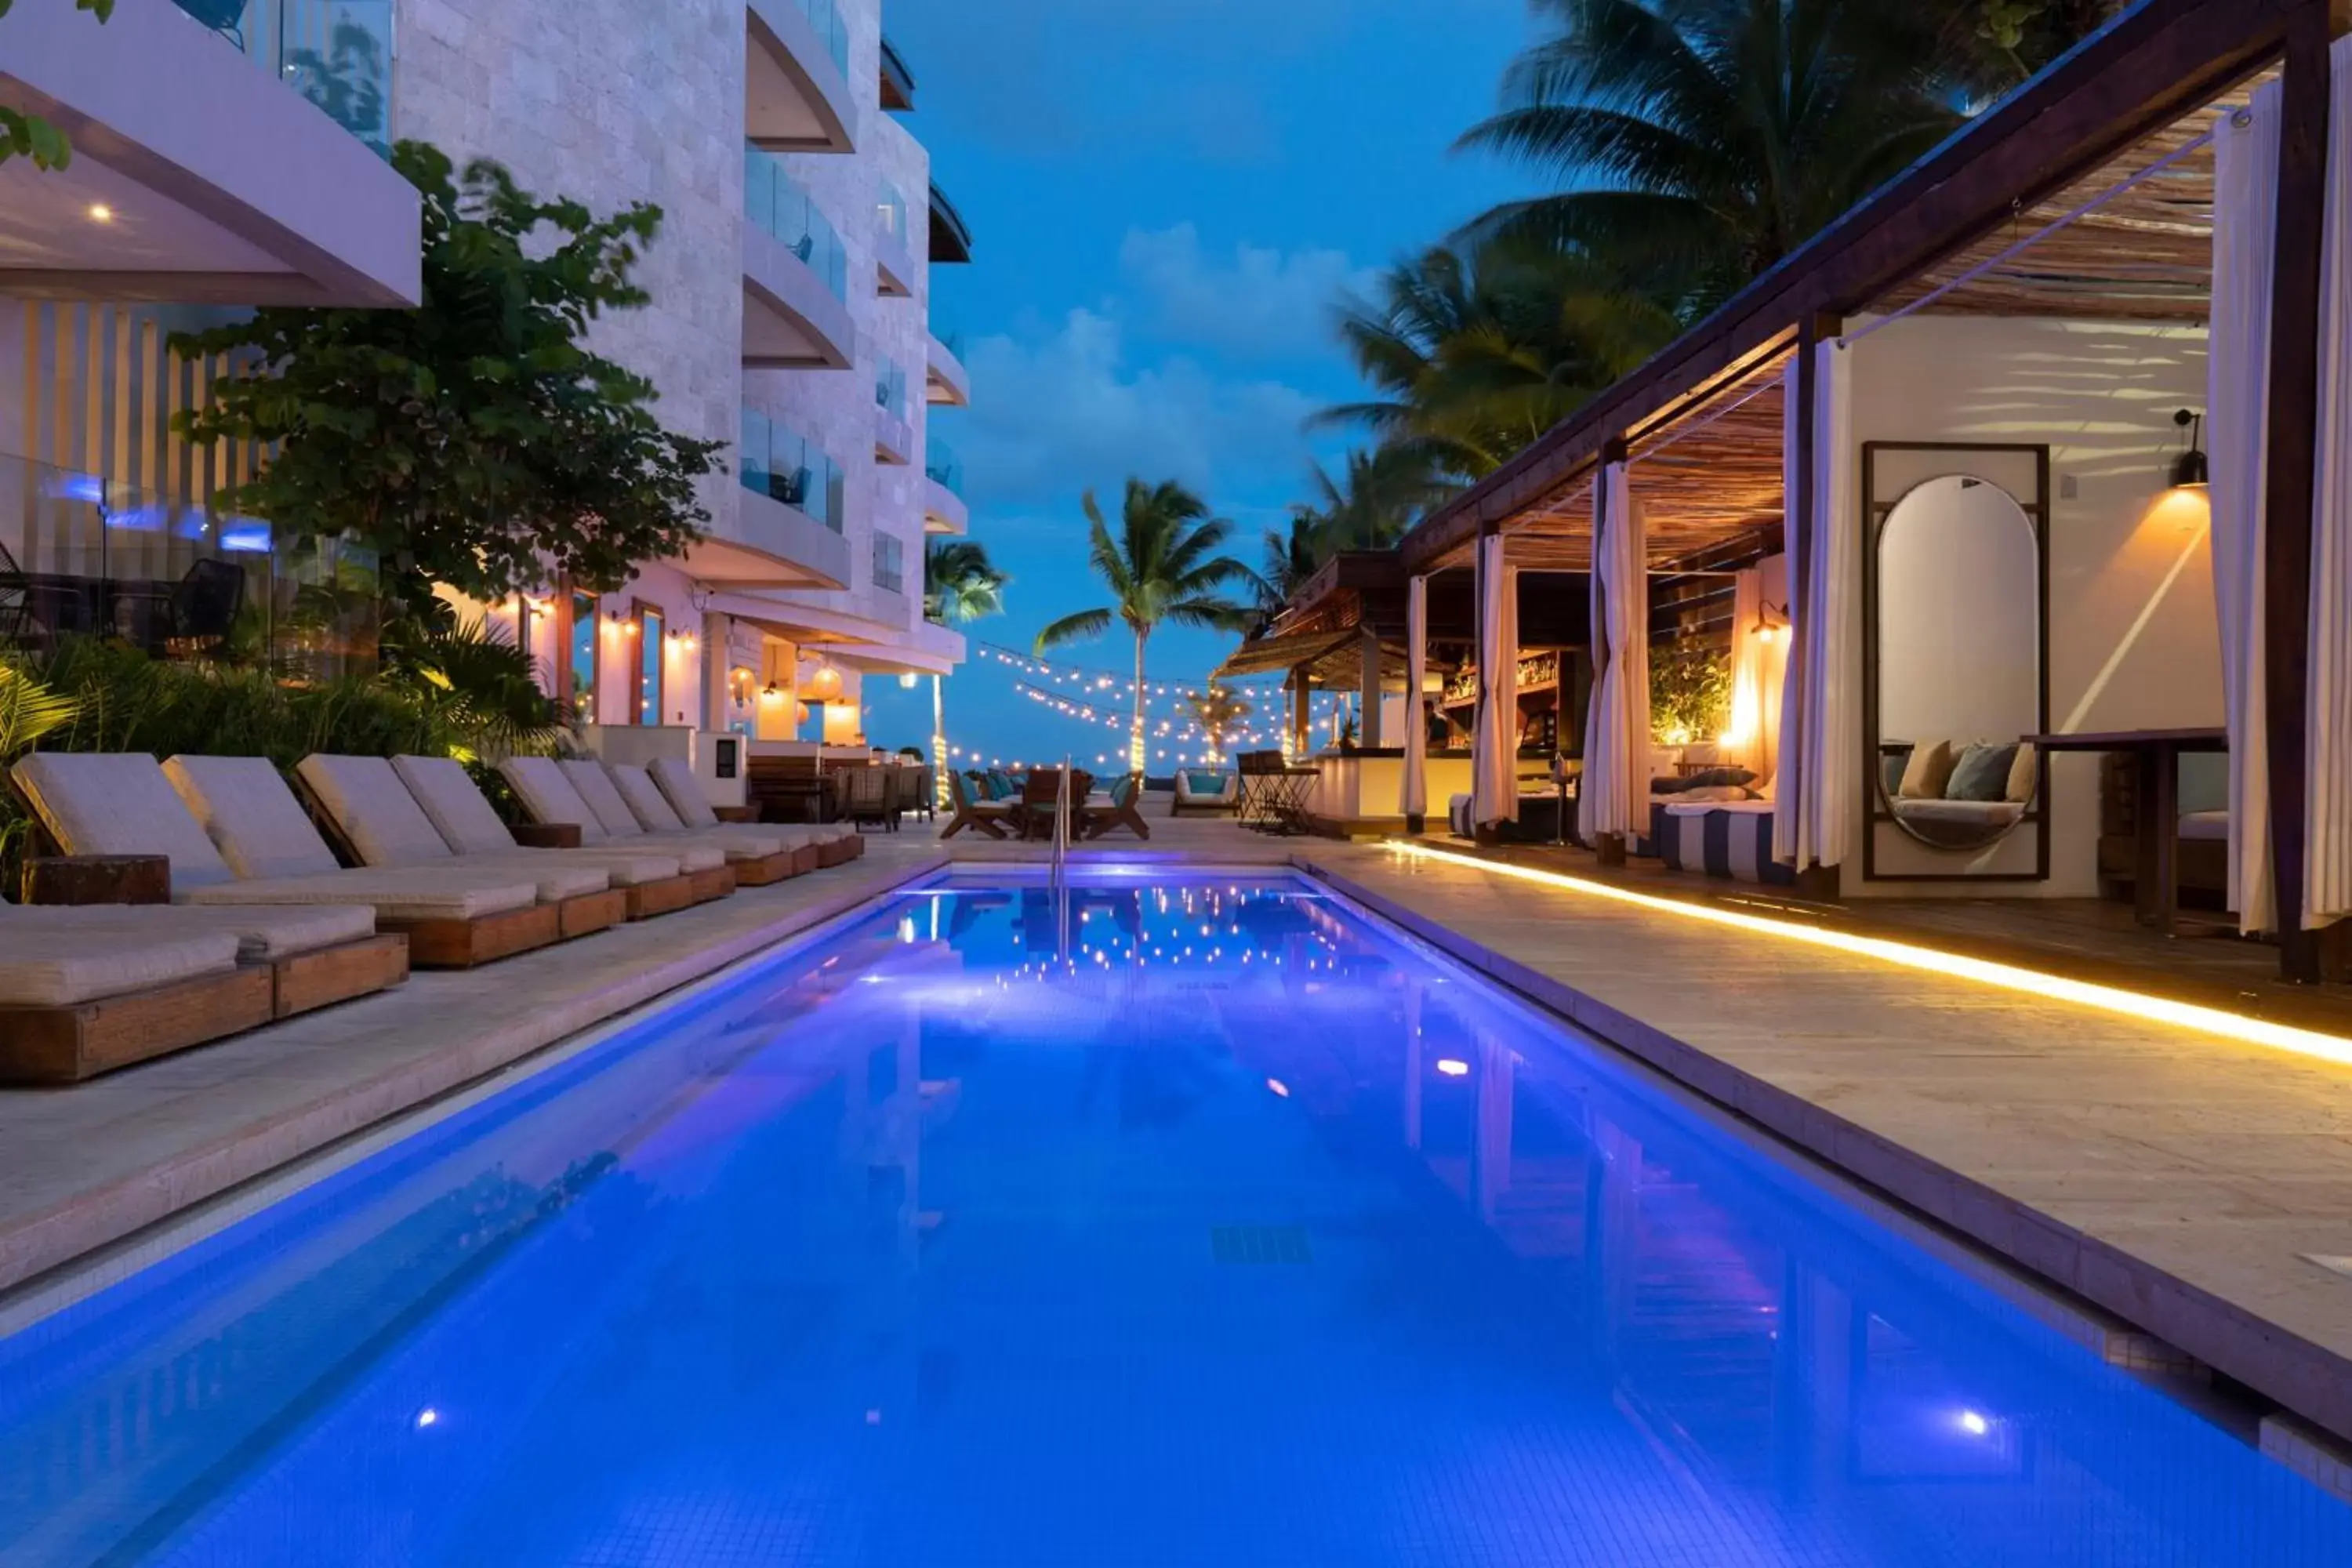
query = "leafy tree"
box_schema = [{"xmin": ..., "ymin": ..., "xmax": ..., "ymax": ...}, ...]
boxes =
[
  {"xmin": 171, "ymin": 143, "xmax": 725, "ymax": 616},
  {"xmin": 1035, "ymin": 480, "xmax": 1259, "ymax": 772},
  {"xmin": 1324, "ymin": 239, "xmax": 1677, "ymax": 481},
  {"xmin": 0, "ymin": 0, "xmax": 112, "ymax": 169},
  {"xmin": 1456, "ymin": 0, "xmax": 1964, "ymax": 310},
  {"xmin": 1185, "ymin": 681, "xmax": 1254, "ymax": 765},
  {"xmin": 924, "ymin": 538, "xmax": 1008, "ymax": 797}
]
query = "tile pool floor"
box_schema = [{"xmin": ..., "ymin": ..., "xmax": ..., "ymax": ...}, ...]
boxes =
[
  {"xmin": 5, "ymin": 819, "xmax": 2352, "ymax": 1502},
  {"xmin": 4, "ymin": 869, "xmax": 2347, "ymax": 1566}
]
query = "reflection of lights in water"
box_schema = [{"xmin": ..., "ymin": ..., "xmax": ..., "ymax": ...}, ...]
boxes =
[
  {"xmin": 1435, "ymin": 1058, "xmax": 1470, "ymax": 1077},
  {"xmin": 898, "ymin": 916, "xmax": 916, "ymax": 943},
  {"xmin": 1267, "ymin": 1079, "xmax": 1290, "ymax": 1097},
  {"xmin": 415, "ymin": 1408, "xmax": 440, "ymax": 1430},
  {"xmin": 1958, "ymin": 1410, "xmax": 1990, "ymax": 1437}
]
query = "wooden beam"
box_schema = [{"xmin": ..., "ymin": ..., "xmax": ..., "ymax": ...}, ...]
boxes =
[
  {"xmin": 1399, "ymin": 0, "xmax": 2299, "ymax": 576},
  {"xmin": 2262, "ymin": 0, "xmax": 2336, "ymax": 982}
]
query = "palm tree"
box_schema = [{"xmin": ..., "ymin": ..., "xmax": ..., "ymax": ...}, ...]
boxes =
[
  {"xmin": 1035, "ymin": 479, "xmax": 1258, "ymax": 773},
  {"xmin": 1261, "ymin": 514, "xmax": 1324, "ymax": 618},
  {"xmin": 1456, "ymin": 0, "xmax": 1965, "ymax": 311},
  {"xmin": 1323, "ymin": 239, "xmax": 1678, "ymax": 481},
  {"xmin": 925, "ymin": 538, "xmax": 1008, "ymax": 802}
]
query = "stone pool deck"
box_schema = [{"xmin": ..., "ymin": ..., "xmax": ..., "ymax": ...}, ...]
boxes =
[{"xmin": 6, "ymin": 815, "xmax": 2352, "ymax": 1467}]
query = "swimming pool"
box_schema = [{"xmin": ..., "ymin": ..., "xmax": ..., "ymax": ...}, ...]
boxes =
[{"xmin": 0, "ymin": 869, "xmax": 2344, "ymax": 1566}]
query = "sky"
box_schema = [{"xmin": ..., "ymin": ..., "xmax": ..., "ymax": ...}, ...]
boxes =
[{"xmin": 858, "ymin": 0, "xmax": 1533, "ymax": 768}]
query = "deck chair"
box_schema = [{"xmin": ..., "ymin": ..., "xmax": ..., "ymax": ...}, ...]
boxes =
[
  {"xmin": 294, "ymin": 754, "xmax": 668, "ymax": 937},
  {"xmin": 0, "ymin": 915, "xmax": 269, "ymax": 1083},
  {"xmin": 9, "ymin": 752, "xmax": 425, "ymax": 993},
  {"xmin": 160, "ymin": 754, "xmax": 567, "ymax": 970},
  {"xmin": 389, "ymin": 756, "xmax": 709, "ymax": 921},
  {"xmin": 943, "ymin": 768, "xmax": 1011, "ymax": 840},
  {"xmin": 840, "ymin": 764, "xmax": 894, "ymax": 832},
  {"xmin": 647, "ymin": 756, "xmax": 857, "ymax": 870},
  {"xmin": 1083, "ymin": 772, "xmax": 1152, "ymax": 840},
  {"xmin": 601, "ymin": 762, "xmax": 813, "ymax": 884},
  {"xmin": 496, "ymin": 758, "xmax": 734, "ymax": 907}
]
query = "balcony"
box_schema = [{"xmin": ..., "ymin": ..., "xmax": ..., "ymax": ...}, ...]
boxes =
[
  {"xmin": 872, "ymin": 531, "xmax": 906, "ymax": 597},
  {"xmin": 874, "ymin": 180, "xmax": 914, "ymax": 299},
  {"xmin": 724, "ymin": 407, "xmax": 851, "ymax": 589},
  {"xmin": 745, "ymin": 0, "xmax": 855, "ymax": 154},
  {"xmin": 0, "ymin": 0, "xmax": 419, "ymax": 306},
  {"xmin": 879, "ymin": 36, "xmax": 915, "ymax": 112},
  {"xmin": 929, "ymin": 181, "xmax": 974, "ymax": 266},
  {"xmin": 922, "ymin": 437, "xmax": 967, "ymax": 535},
  {"xmin": 742, "ymin": 144, "xmax": 853, "ymax": 369},
  {"xmin": 874, "ymin": 357, "xmax": 912, "ymax": 465},
  {"xmin": 926, "ymin": 329, "xmax": 971, "ymax": 408}
]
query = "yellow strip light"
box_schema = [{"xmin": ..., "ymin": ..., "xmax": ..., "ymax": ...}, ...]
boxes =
[{"xmin": 1381, "ymin": 841, "xmax": 2352, "ymax": 1069}]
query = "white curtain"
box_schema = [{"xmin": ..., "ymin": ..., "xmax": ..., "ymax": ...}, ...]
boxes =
[
  {"xmin": 1577, "ymin": 463, "xmax": 1649, "ymax": 841},
  {"xmin": 1401, "ymin": 572, "xmax": 1429, "ymax": 818},
  {"xmin": 2211, "ymin": 82, "xmax": 2281, "ymax": 934},
  {"xmin": 1774, "ymin": 341, "xmax": 1859, "ymax": 868},
  {"xmin": 1725, "ymin": 564, "xmax": 1788, "ymax": 785},
  {"xmin": 1472, "ymin": 534, "xmax": 1520, "ymax": 825},
  {"xmin": 2307, "ymin": 38, "xmax": 2352, "ymax": 926}
]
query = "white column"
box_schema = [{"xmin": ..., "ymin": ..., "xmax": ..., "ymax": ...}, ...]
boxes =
[{"xmin": 1401, "ymin": 573, "xmax": 1428, "ymax": 821}]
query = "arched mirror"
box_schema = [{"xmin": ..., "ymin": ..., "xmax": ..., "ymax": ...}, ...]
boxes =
[{"xmin": 1862, "ymin": 448, "xmax": 2049, "ymax": 880}]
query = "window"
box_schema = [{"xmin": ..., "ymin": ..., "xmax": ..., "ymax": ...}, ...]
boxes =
[
  {"xmin": 873, "ymin": 533, "xmax": 905, "ymax": 594},
  {"xmin": 566, "ymin": 590, "xmax": 598, "ymax": 722},
  {"xmin": 635, "ymin": 601, "xmax": 664, "ymax": 726}
]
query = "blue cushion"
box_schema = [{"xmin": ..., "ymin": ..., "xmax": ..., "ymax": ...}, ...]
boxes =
[
  {"xmin": 1882, "ymin": 750, "xmax": 1910, "ymax": 800},
  {"xmin": 1112, "ymin": 775, "xmax": 1138, "ymax": 807},
  {"xmin": 1182, "ymin": 769, "xmax": 1226, "ymax": 795},
  {"xmin": 1947, "ymin": 743, "xmax": 2018, "ymax": 802}
]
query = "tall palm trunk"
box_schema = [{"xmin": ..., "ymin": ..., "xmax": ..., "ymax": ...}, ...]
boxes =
[
  {"xmin": 1130, "ymin": 629, "xmax": 1149, "ymax": 774},
  {"xmin": 931, "ymin": 672, "xmax": 947, "ymax": 810}
]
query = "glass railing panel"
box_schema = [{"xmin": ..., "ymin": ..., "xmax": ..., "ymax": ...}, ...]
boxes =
[
  {"xmin": 178, "ymin": 1, "xmax": 395, "ymax": 155},
  {"xmin": 877, "ymin": 181, "xmax": 909, "ymax": 246},
  {"xmin": 743, "ymin": 143, "xmax": 848, "ymax": 305},
  {"xmin": 923, "ymin": 437, "xmax": 962, "ymax": 496},
  {"xmin": 799, "ymin": 0, "xmax": 849, "ymax": 78},
  {"xmin": 737, "ymin": 408, "xmax": 845, "ymax": 535},
  {"xmin": 873, "ymin": 532, "xmax": 905, "ymax": 594},
  {"xmin": 875, "ymin": 357, "xmax": 907, "ymax": 418}
]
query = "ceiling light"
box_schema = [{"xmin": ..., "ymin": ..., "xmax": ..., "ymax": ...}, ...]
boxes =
[{"xmin": 86, "ymin": 204, "xmax": 114, "ymax": 223}]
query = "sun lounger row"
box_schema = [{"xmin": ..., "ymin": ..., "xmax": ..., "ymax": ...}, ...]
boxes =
[{"xmin": 0, "ymin": 751, "xmax": 864, "ymax": 1083}]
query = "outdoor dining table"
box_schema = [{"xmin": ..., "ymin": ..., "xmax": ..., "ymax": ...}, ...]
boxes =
[
  {"xmin": 2024, "ymin": 727, "xmax": 2227, "ymax": 936},
  {"xmin": 1240, "ymin": 764, "xmax": 1319, "ymax": 835}
]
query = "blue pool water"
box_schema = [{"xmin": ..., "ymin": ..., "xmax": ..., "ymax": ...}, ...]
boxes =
[{"xmin": 1, "ymin": 870, "xmax": 2346, "ymax": 1566}]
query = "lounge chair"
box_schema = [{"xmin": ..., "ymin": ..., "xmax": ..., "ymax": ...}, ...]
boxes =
[
  {"xmin": 1083, "ymin": 771, "xmax": 1152, "ymax": 840},
  {"xmin": 294, "ymin": 754, "xmax": 655, "ymax": 936},
  {"xmin": 9, "ymin": 753, "xmax": 423, "ymax": 993},
  {"xmin": 942, "ymin": 769, "xmax": 1010, "ymax": 840},
  {"xmin": 158, "ymin": 754, "xmax": 568, "ymax": 969},
  {"xmin": 840, "ymin": 764, "xmax": 895, "ymax": 832},
  {"xmin": 388, "ymin": 755, "xmax": 710, "ymax": 921},
  {"xmin": 495, "ymin": 758, "xmax": 735, "ymax": 906},
  {"xmin": 600, "ymin": 761, "xmax": 816, "ymax": 883},
  {"xmin": 1171, "ymin": 767, "xmax": 1238, "ymax": 816},
  {"xmin": 0, "ymin": 916, "xmax": 269, "ymax": 1083},
  {"xmin": 645, "ymin": 756, "xmax": 857, "ymax": 869}
]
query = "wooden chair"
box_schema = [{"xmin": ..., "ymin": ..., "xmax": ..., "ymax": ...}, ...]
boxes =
[
  {"xmin": 1084, "ymin": 772, "xmax": 1152, "ymax": 840},
  {"xmin": 944, "ymin": 768, "xmax": 1010, "ymax": 839},
  {"xmin": 747, "ymin": 753, "xmax": 831, "ymax": 823},
  {"xmin": 840, "ymin": 763, "xmax": 894, "ymax": 831}
]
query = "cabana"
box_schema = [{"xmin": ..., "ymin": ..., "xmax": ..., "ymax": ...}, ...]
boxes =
[{"xmin": 1378, "ymin": 0, "xmax": 2352, "ymax": 985}]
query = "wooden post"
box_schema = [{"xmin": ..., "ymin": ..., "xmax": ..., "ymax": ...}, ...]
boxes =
[
  {"xmin": 2263, "ymin": 1, "xmax": 2337, "ymax": 982},
  {"xmin": 1358, "ymin": 624, "xmax": 1385, "ymax": 750},
  {"xmin": 1290, "ymin": 667, "xmax": 1311, "ymax": 759}
]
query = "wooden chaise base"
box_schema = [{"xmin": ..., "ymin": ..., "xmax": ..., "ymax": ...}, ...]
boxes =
[
  {"xmin": 624, "ymin": 875, "xmax": 695, "ymax": 920},
  {"xmin": 818, "ymin": 837, "xmax": 861, "ymax": 868},
  {"xmin": 0, "ymin": 966, "xmax": 274, "ymax": 1084},
  {"xmin": 688, "ymin": 866, "xmax": 739, "ymax": 903},
  {"xmin": 379, "ymin": 902, "xmax": 561, "ymax": 969},
  {"xmin": 727, "ymin": 848, "xmax": 800, "ymax": 887},
  {"xmin": 558, "ymin": 889, "xmax": 629, "ymax": 939},
  {"xmin": 271, "ymin": 934, "xmax": 410, "ymax": 1019}
]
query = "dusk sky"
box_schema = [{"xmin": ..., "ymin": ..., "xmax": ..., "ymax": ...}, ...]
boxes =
[{"xmin": 861, "ymin": 0, "xmax": 1531, "ymax": 766}]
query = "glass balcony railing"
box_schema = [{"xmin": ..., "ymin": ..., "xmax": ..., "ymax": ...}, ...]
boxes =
[
  {"xmin": 1, "ymin": 450, "xmax": 380, "ymax": 679},
  {"xmin": 875, "ymin": 357, "xmax": 907, "ymax": 419},
  {"xmin": 739, "ymin": 408, "xmax": 845, "ymax": 534},
  {"xmin": 924, "ymin": 437, "xmax": 963, "ymax": 497},
  {"xmin": 744, "ymin": 143, "xmax": 849, "ymax": 305},
  {"xmin": 877, "ymin": 181, "xmax": 909, "ymax": 247},
  {"xmin": 796, "ymin": 0, "xmax": 850, "ymax": 78},
  {"xmin": 873, "ymin": 532, "xmax": 905, "ymax": 595},
  {"xmin": 931, "ymin": 328, "xmax": 966, "ymax": 361},
  {"xmin": 176, "ymin": 0, "xmax": 394, "ymax": 155}
]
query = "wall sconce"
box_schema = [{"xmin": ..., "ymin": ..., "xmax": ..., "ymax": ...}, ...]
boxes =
[
  {"xmin": 1749, "ymin": 601, "xmax": 1788, "ymax": 645},
  {"xmin": 2169, "ymin": 408, "xmax": 2209, "ymax": 490},
  {"xmin": 758, "ymin": 681, "xmax": 784, "ymax": 703}
]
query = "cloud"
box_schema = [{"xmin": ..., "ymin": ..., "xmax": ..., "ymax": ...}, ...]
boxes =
[
  {"xmin": 1119, "ymin": 223, "xmax": 1378, "ymax": 358},
  {"xmin": 954, "ymin": 307, "xmax": 1324, "ymax": 513}
]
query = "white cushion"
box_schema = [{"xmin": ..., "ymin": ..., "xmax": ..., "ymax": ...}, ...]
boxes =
[
  {"xmin": 486, "ymin": 849, "xmax": 683, "ymax": 886},
  {"xmin": 559, "ymin": 760, "xmax": 648, "ymax": 839},
  {"xmin": 185, "ymin": 868, "xmax": 539, "ymax": 921},
  {"xmin": 9, "ymin": 752, "xmax": 236, "ymax": 888},
  {"xmin": 394, "ymin": 755, "xmax": 522, "ymax": 855},
  {"xmin": 1891, "ymin": 797, "xmax": 2024, "ymax": 828},
  {"xmin": 451, "ymin": 855, "xmax": 612, "ymax": 901},
  {"xmin": 0, "ymin": 918, "xmax": 240, "ymax": 1007},
  {"xmin": 648, "ymin": 757, "xmax": 720, "ymax": 829},
  {"xmin": 608, "ymin": 764, "xmax": 688, "ymax": 832},
  {"xmin": 2179, "ymin": 808, "xmax": 2231, "ymax": 842},
  {"xmin": 499, "ymin": 757, "xmax": 607, "ymax": 842},
  {"xmin": 27, "ymin": 902, "xmax": 376, "ymax": 961},
  {"xmin": 297, "ymin": 755, "xmax": 456, "ymax": 867},
  {"xmin": 164, "ymin": 756, "xmax": 342, "ymax": 881}
]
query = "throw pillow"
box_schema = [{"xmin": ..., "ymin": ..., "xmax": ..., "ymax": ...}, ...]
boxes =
[
  {"xmin": 2005, "ymin": 742, "xmax": 2038, "ymax": 803},
  {"xmin": 1946, "ymin": 742, "xmax": 2018, "ymax": 802},
  {"xmin": 1182, "ymin": 768, "xmax": 1225, "ymax": 795},
  {"xmin": 1682, "ymin": 766, "xmax": 1757, "ymax": 790},
  {"xmin": 1881, "ymin": 750, "xmax": 1909, "ymax": 800},
  {"xmin": 1896, "ymin": 739, "xmax": 1957, "ymax": 800},
  {"xmin": 1651, "ymin": 775, "xmax": 1693, "ymax": 795}
]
